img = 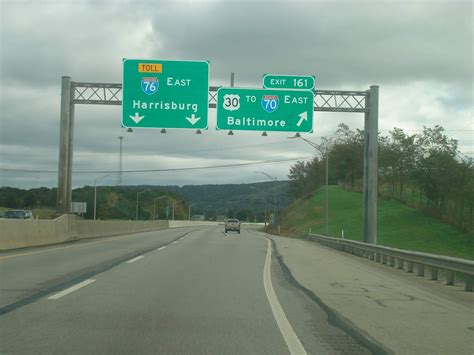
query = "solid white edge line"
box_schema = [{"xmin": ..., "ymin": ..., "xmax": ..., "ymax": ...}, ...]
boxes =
[
  {"xmin": 48, "ymin": 279, "xmax": 96, "ymax": 300},
  {"xmin": 263, "ymin": 238, "xmax": 307, "ymax": 355},
  {"xmin": 126, "ymin": 255, "xmax": 144, "ymax": 263},
  {"xmin": 158, "ymin": 246, "xmax": 167, "ymax": 250}
]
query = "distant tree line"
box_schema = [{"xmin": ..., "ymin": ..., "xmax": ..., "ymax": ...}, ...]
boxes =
[
  {"xmin": 0, "ymin": 186, "xmax": 188, "ymax": 221},
  {"xmin": 0, "ymin": 182, "xmax": 291, "ymax": 223},
  {"xmin": 288, "ymin": 124, "xmax": 474, "ymax": 233}
]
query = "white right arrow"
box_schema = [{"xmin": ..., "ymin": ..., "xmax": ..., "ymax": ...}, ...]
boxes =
[
  {"xmin": 296, "ymin": 111, "xmax": 308, "ymax": 127},
  {"xmin": 129, "ymin": 112, "xmax": 145, "ymax": 124}
]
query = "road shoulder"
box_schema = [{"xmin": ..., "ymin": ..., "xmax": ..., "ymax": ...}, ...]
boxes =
[{"xmin": 265, "ymin": 234, "xmax": 474, "ymax": 355}]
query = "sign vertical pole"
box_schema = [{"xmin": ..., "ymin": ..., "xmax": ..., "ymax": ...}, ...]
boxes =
[
  {"xmin": 66, "ymin": 97, "xmax": 75, "ymax": 213},
  {"xmin": 274, "ymin": 178, "xmax": 277, "ymax": 225},
  {"xmin": 363, "ymin": 86, "xmax": 379, "ymax": 244},
  {"xmin": 363, "ymin": 92, "xmax": 369, "ymax": 242},
  {"xmin": 325, "ymin": 146, "xmax": 329, "ymax": 235},
  {"xmin": 57, "ymin": 76, "xmax": 71, "ymax": 214}
]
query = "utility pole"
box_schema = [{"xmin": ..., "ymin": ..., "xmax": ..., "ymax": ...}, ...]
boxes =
[
  {"xmin": 153, "ymin": 195, "xmax": 167, "ymax": 220},
  {"xmin": 117, "ymin": 136, "xmax": 123, "ymax": 186},
  {"xmin": 188, "ymin": 203, "xmax": 196, "ymax": 221},
  {"xmin": 136, "ymin": 189, "xmax": 151, "ymax": 221},
  {"xmin": 251, "ymin": 186, "xmax": 268, "ymax": 227},
  {"xmin": 93, "ymin": 173, "xmax": 114, "ymax": 220},
  {"xmin": 255, "ymin": 171, "xmax": 277, "ymax": 225}
]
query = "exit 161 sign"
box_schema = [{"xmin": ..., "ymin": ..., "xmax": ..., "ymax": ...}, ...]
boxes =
[
  {"xmin": 216, "ymin": 88, "xmax": 314, "ymax": 133},
  {"xmin": 122, "ymin": 59, "xmax": 209, "ymax": 129},
  {"xmin": 263, "ymin": 74, "xmax": 315, "ymax": 90}
]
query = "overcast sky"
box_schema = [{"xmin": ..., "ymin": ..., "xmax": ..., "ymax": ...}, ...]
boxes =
[{"xmin": 0, "ymin": 0, "xmax": 472, "ymax": 189}]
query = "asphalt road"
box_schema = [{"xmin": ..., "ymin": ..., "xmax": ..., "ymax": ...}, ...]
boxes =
[{"xmin": 0, "ymin": 225, "xmax": 371, "ymax": 354}]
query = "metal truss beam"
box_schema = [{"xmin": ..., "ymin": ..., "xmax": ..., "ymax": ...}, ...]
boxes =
[
  {"xmin": 72, "ymin": 82, "xmax": 122, "ymax": 105},
  {"xmin": 71, "ymin": 82, "xmax": 368, "ymax": 113}
]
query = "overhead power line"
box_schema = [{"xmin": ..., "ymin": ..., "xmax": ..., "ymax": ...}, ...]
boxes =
[{"xmin": 0, "ymin": 156, "xmax": 315, "ymax": 175}]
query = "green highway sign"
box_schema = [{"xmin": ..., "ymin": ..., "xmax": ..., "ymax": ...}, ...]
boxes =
[
  {"xmin": 263, "ymin": 74, "xmax": 315, "ymax": 90},
  {"xmin": 122, "ymin": 59, "xmax": 209, "ymax": 129},
  {"xmin": 216, "ymin": 88, "xmax": 314, "ymax": 133}
]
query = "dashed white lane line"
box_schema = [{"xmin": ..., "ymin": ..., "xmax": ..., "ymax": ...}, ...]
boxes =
[
  {"xmin": 262, "ymin": 238, "xmax": 307, "ymax": 355},
  {"xmin": 126, "ymin": 255, "xmax": 144, "ymax": 263},
  {"xmin": 158, "ymin": 246, "xmax": 167, "ymax": 251},
  {"xmin": 172, "ymin": 241, "xmax": 178, "ymax": 244},
  {"xmin": 48, "ymin": 279, "xmax": 96, "ymax": 300}
]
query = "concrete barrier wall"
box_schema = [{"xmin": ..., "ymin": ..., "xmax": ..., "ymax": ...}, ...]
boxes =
[
  {"xmin": 0, "ymin": 217, "xmax": 225, "ymax": 251},
  {"xmin": 0, "ymin": 216, "xmax": 170, "ymax": 251},
  {"xmin": 168, "ymin": 221, "xmax": 218, "ymax": 228},
  {"xmin": 75, "ymin": 220, "xmax": 169, "ymax": 239},
  {"xmin": 0, "ymin": 215, "xmax": 75, "ymax": 250}
]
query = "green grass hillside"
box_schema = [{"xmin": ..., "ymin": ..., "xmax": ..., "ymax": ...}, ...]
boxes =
[{"xmin": 275, "ymin": 186, "xmax": 474, "ymax": 260}]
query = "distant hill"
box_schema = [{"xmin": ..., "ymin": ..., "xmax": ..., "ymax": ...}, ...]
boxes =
[
  {"xmin": 271, "ymin": 186, "xmax": 473, "ymax": 260},
  {"xmin": 158, "ymin": 181, "xmax": 290, "ymax": 214},
  {"xmin": 0, "ymin": 181, "xmax": 291, "ymax": 222}
]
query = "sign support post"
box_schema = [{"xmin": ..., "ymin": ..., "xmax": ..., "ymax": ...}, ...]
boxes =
[
  {"xmin": 57, "ymin": 76, "xmax": 72, "ymax": 214},
  {"xmin": 363, "ymin": 85, "xmax": 379, "ymax": 244}
]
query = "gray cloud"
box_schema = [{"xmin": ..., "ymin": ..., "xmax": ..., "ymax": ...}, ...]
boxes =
[
  {"xmin": 146, "ymin": 0, "xmax": 472, "ymax": 88},
  {"xmin": 0, "ymin": 0, "xmax": 472, "ymax": 189}
]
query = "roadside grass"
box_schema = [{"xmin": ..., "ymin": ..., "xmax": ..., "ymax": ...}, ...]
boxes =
[
  {"xmin": 274, "ymin": 186, "xmax": 474, "ymax": 260},
  {"xmin": 32, "ymin": 208, "xmax": 56, "ymax": 219}
]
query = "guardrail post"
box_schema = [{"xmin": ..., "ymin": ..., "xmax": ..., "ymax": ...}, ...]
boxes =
[
  {"xmin": 465, "ymin": 277, "xmax": 473, "ymax": 292},
  {"xmin": 375, "ymin": 253, "xmax": 381, "ymax": 262},
  {"xmin": 397, "ymin": 259, "xmax": 404, "ymax": 270},
  {"xmin": 417, "ymin": 264, "xmax": 425, "ymax": 276},
  {"xmin": 407, "ymin": 261, "xmax": 414, "ymax": 273},
  {"xmin": 389, "ymin": 256, "xmax": 395, "ymax": 267},
  {"xmin": 369, "ymin": 252, "xmax": 375, "ymax": 260},
  {"xmin": 431, "ymin": 267, "xmax": 438, "ymax": 280},
  {"xmin": 382, "ymin": 254, "xmax": 387, "ymax": 264},
  {"xmin": 446, "ymin": 271, "xmax": 454, "ymax": 285}
]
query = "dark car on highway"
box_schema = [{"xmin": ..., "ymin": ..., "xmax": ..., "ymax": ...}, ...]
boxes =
[{"xmin": 5, "ymin": 209, "xmax": 33, "ymax": 219}]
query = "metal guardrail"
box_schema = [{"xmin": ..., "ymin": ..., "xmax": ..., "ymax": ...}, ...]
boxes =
[{"xmin": 305, "ymin": 234, "xmax": 474, "ymax": 292}]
